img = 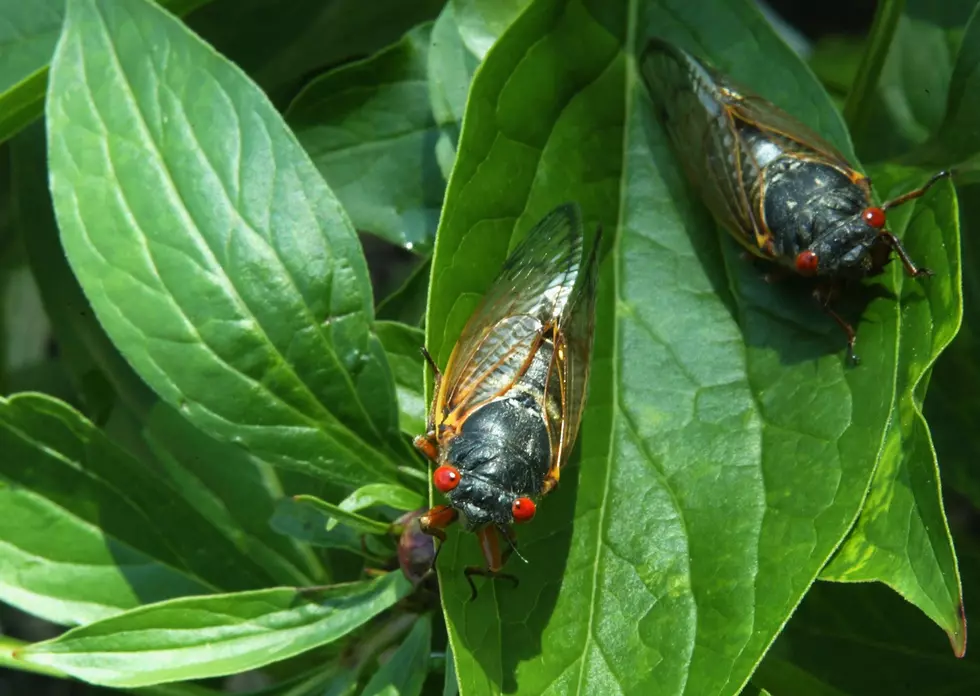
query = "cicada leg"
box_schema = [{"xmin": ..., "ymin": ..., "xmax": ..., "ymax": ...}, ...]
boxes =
[
  {"xmin": 881, "ymin": 170, "xmax": 951, "ymax": 211},
  {"xmin": 463, "ymin": 526, "xmax": 519, "ymax": 601},
  {"xmin": 418, "ymin": 504, "xmax": 458, "ymax": 575},
  {"xmin": 813, "ymin": 286, "xmax": 859, "ymax": 366},
  {"xmin": 414, "ymin": 346, "xmax": 444, "ymax": 463},
  {"xmin": 413, "ymin": 432, "xmax": 439, "ymax": 463},
  {"xmin": 879, "ymin": 232, "xmax": 934, "ymax": 278},
  {"xmin": 420, "ymin": 346, "xmax": 442, "ymax": 432},
  {"xmin": 541, "ymin": 463, "xmax": 561, "ymax": 496},
  {"xmin": 418, "ymin": 504, "xmax": 457, "ymax": 543}
]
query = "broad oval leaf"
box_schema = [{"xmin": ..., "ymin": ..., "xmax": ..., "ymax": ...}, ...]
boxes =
[
  {"xmin": 47, "ymin": 0, "xmax": 407, "ymax": 490},
  {"xmin": 287, "ymin": 24, "xmax": 443, "ymax": 255},
  {"xmin": 0, "ymin": 392, "xmax": 273, "ymax": 626},
  {"xmin": 14, "ymin": 572, "xmax": 414, "ymax": 687},
  {"xmin": 423, "ymin": 0, "xmax": 954, "ymax": 693},
  {"xmin": 12, "ymin": 123, "xmax": 324, "ymax": 589}
]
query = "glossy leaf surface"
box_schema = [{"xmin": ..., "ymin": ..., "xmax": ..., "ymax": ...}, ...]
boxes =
[
  {"xmin": 423, "ymin": 0, "xmax": 959, "ymax": 693},
  {"xmin": 288, "ymin": 24, "xmax": 443, "ymax": 255},
  {"xmin": 47, "ymin": 0, "xmax": 405, "ymax": 490},
  {"xmin": 16, "ymin": 572, "xmax": 413, "ymax": 687},
  {"xmin": 0, "ymin": 393, "xmax": 255, "ymax": 626}
]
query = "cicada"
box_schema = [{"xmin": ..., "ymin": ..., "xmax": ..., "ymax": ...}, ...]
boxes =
[
  {"xmin": 414, "ymin": 203, "xmax": 600, "ymax": 598},
  {"xmin": 640, "ymin": 38, "xmax": 950, "ymax": 363}
]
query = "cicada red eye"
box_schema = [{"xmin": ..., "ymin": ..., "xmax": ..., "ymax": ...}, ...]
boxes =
[
  {"xmin": 795, "ymin": 250, "xmax": 819, "ymax": 275},
  {"xmin": 433, "ymin": 465, "xmax": 461, "ymax": 493},
  {"xmin": 862, "ymin": 206, "xmax": 886, "ymax": 229},
  {"xmin": 511, "ymin": 497, "xmax": 536, "ymax": 523}
]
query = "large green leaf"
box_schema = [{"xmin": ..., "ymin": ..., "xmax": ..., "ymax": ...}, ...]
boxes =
[
  {"xmin": 0, "ymin": 392, "xmax": 274, "ymax": 626},
  {"xmin": 11, "ymin": 123, "xmax": 324, "ymax": 588},
  {"xmin": 421, "ymin": 0, "xmax": 937, "ymax": 692},
  {"xmin": 820, "ymin": 166, "xmax": 965, "ymax": 655},
  {"xmin": 14, "ymin": 572, "xmax": 414, "ymax": 687},
  {"xmin": 287, "ymin": 24, "xmax": 443, "ymax": 255},
  {"xmin": 47, "ymin": 0, "xmax": 409, "ymax": 490}
]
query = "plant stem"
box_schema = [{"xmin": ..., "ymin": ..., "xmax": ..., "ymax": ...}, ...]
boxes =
[{"xmin": 843, "ymin": 0, "xmax": 905, "ymax": 137}]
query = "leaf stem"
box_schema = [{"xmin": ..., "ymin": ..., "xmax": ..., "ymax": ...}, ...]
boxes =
[{"xmin": 843, "ymin": 0, "xmax": 905, "ymax": 139}]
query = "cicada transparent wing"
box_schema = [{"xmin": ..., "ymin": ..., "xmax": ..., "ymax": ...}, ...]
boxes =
[
  {"xmin": 641, "ymin": 39, "xmax": 758, "ymax": 249},
  {"xmin": 640, "ymin": 39, "xmax": 866, "ymax": 257},
  {"xmin": 550, "ymin": 229, "xmax": 601, "ymax": 479},
  {"xmin": 437, "ymin": 204, "xmax": 585, "ymax": 429}
]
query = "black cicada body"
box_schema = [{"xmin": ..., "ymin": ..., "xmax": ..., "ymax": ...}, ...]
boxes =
[
  {"xmin": 414, "ymin": 203, "xmax": 600, "ymax": 598},
  {"xmin": 640, "ymin": 38, "xmax": 950, "ymax": 363}
]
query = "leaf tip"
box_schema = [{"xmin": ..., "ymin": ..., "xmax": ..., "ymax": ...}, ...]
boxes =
[{"xmin": 950, "ymin": 600, "xmax": 968, "ymax": 658}]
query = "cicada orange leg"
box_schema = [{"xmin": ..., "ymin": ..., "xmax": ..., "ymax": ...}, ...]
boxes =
[
  {"xmin": 418, "ymin": 504, "xmax": 457, "ymax": 576},
  {"xmin": 463, "ymin": 526, "xmax": 519, "ymax": 601}
]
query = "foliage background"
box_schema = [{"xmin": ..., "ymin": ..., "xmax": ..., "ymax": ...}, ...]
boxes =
[{"xmin": 0, "ymin": 0, "xmax": 978, "ymax": 694}]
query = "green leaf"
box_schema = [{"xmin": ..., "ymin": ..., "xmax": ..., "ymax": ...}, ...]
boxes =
[
  {"xmin": 186, "ymin": 0, "xmax": 446, "ymax": 106},
  {"xmin": 47, "ymin": 0, "xmax": 407, "ymax": 490},
  {"xmin": 928, "ymin": 182, "xmax": 980, "ymax": 509},
  {"xmin": 287, "ymin": 24, "xmax": 442, "ymax": 255},
  {"xmin": 361, "ymin": 614, "xmax": 432, "ymax": 696},
  {"xmin": 935, "ymin": 2, "xmax": 980, "ymax": 163},
  {"xmin": 0, "ymin": 0, "xmax": 62, "ymax": 160},
  {"xmin": 423, "ymin": 0, "xmax": 946, "ymax": 693},
  {"xmin": 0, "ymin": 392, "xmax": 263, "ymax": 626},
  {"xmin": 376, "ymin": 320, "xmax": 427, "ymax": 435},
  {"xmin": 294, "ymin": 495, "xmax": 393, "ymax": 535},
  {"xmin": 338, "ymin": 483, "xmax": 426, "ymax": 516},
  {"xmin": 757, "ymin": 549, "xmax": 980, "ymax": 695},
  {"xmin": 846, "ymin": 0, "xmax": 977, "ymax": 163},
  {"xmin": 141, "ymin": 403, "xmax": 325, "ymax": 586},
  {"xmin": 11, "ymin": 122, "xmax": 324, "ymax": 589},
  {"xmin": 270, "ymin": 497, "xmax": 383, "ymax": 559},
  {"xmin": 808, "ymin": 35, "xmax": 865, "ymax": 104},
  {"xmin": 451, "ymin": 0, "xmax": 530, "ymax": 59},
  {"xmin": 427, "ymin": 3, "xmax": 478, "ymax": 162},
  {"xmin": 443, "ymin": 641, "xmax": 458, "ymax": 696},
  {"xmin": 376, "ymin": 258, "xmax": 431, "ymax": 326},
  {"xmin": 820, "ymin": 166, "xmax": 965, "ymax": 655},
  {"xmin": 0, "ymin": 0, "xmax": 213, "ymax": 146},
  {"xmin": 15, "ymin": 572, "xmax": 414, "ymax": 688}
]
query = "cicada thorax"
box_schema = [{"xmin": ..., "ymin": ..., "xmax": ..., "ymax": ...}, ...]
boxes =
[
  {"xmin": 437, "ymin": 333, "xmax": 560, "ymax": 531},
  {"xmin": 729, "ymin": 121, "xmax": 879, "ymax": 273}
]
